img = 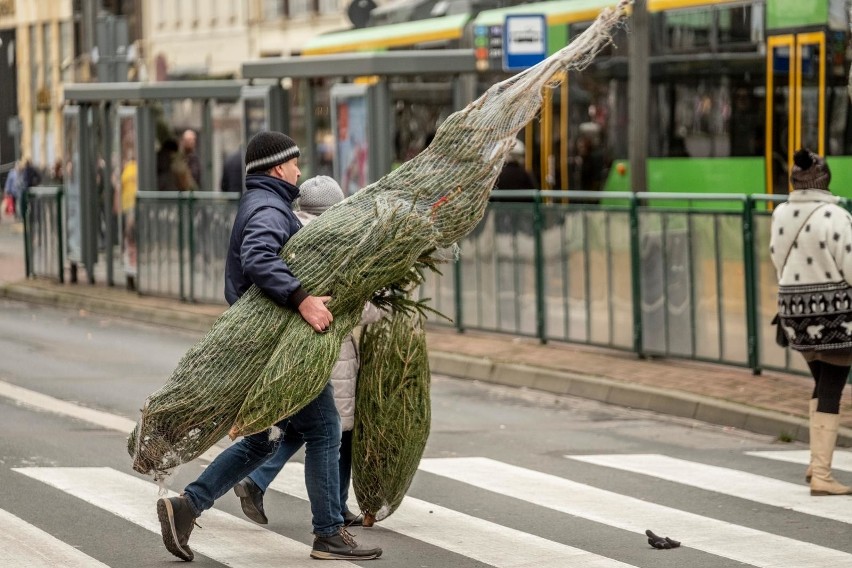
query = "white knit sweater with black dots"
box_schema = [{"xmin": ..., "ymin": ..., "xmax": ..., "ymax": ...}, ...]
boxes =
[
  {"xmin": 770, "ymin": 189, "xmax": 852, "ymax": 287},
  {"xmin": 770, "ymin": 189, "xmax": 852, "ymax": 350}
]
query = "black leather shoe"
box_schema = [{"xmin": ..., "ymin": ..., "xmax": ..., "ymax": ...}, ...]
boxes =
[
  {"xmin": 233, "ymin": 478, "xmax": 268, "ymax": 524},
  {"xmin": 310, "ymin": 527, "xmax": 382, "ymax": 560},
  {"xmin": 157, "ymin": 495, "xmax": 197, "ymax": 561},
  {"xmin": 343, "ymin": 509, "xmax": 363, "ymax": 527}
]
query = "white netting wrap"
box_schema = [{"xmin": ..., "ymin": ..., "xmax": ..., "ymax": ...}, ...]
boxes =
[{"xmin": 128, "ymin": 0, "xmax": 631, "ymax": 481}]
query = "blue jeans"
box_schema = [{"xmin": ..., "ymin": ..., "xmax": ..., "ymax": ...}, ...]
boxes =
[
  {"xmin": 249, "ymin": 429, "xmax": 353, "ymax": 514},
  {"xmin": 182, "ymin": 381, "xmax": 344, "ymax": 536}
]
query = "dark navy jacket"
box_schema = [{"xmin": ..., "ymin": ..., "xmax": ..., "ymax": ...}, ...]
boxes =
[{"xmin": 224, "ymin": 174, "xmax": 307, "ymax": 307}]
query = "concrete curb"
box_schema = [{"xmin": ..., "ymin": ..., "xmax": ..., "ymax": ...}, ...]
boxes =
[
  {"xmin": 1, "ymin": 282, "xmax": 215, "ymax": 333},
  {"xmin": 426, "ymin": 351, "xmax": 840, "ymax": 445},
  {"xmin": 5, "ymin": 280, "xmax": 852, "ymax": 446}
]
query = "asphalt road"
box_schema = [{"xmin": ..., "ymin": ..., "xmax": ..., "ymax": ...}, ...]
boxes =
[{"xmin": 2, "ymin": 299, "xmax": 852, "ymax": 568}]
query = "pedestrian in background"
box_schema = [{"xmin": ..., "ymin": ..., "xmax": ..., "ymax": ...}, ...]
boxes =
[
  {"xmin": 491, "ymin": 139, "xmax": 537, "ymax": 235},
  {"xmin": 155, "ymin": 132, "xmax": 382, "ymax": 562},
  {"xmin": 115, "ymin": 152, "xmax": 138, "ymax": 291},
  {"xmin": 494, "ymin": 139, "xmax": 537, "ymax": 194},
  {"xmin": 3, "ymin": 161, "xmax": 21, "ymax": 219},
  {"xmin": 770, "ymin": 148, "xmax": 852, "ymax": 496},
  {"xmin": 180, "ymin": 129, "xmax": 201, "ymax": 188},
  {"xmin": 234, "ymin": 175, "xmax": 386, "ymax": 528},
  {"xmin": 220, "ymin": 147, "xmax": 244, "ymax": 193}
]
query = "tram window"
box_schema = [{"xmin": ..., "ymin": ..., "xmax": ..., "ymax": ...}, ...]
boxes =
[
  {"xmin": 826, "ymin": 28, "xmax": 852, "ymax": 157},
  {"xmin": 652, "ymin": 3, "xmax": 761, "ymax": 55},
  {"xmin": 827, "ymin": 85, "xmax": 852, "ymax": 156},
  {"xmin": 649, "ymin": 80, "xmax": 763, "ymax": 158},
  {"xmin": 662, "ymin": 9, "xmax": 712, "ymax": 52},
  {"xmin": 718, "ymin": 5, "xmax": 761, "ymax": 47},
  {"xmin": 568, "ymin": 23, "xmax": 629, "ymax": 58}
]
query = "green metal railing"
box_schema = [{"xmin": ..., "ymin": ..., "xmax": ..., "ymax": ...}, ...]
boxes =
[
  {"xmin": 24, "ymin": 187, "xmax": 841, "ymax": 375},
  {"xmin": 419, "ymin": 190, "xmax": 823, "ymax": 375},
  {"xmin": 22, "ymin": 185, "xmax": 65, "ymax": 283},
  {"xmin": 135, "ymin": 191, "xmax": 240, "ymax": 303}
]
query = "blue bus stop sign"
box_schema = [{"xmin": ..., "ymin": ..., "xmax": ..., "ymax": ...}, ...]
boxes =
[{"xmin": 503, "ymin": 14, "xmax": 547, "ymax": 72}]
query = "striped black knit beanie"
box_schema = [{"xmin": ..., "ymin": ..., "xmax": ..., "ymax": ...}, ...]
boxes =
[
  {"xmin": 245, "ymin": 131, "xmax": 300, "ymax": 174},
  {"xmin": 791, "ymin": 148, "xmax": 831, "ymax": 191}
]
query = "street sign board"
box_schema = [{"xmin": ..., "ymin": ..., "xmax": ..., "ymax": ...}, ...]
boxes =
[{"xmin": 503, "ymin": 14, "xmax": 547, "ymax": 72}]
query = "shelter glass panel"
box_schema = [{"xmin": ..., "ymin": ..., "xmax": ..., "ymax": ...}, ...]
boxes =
[
  {"xmin": 211, "ymin": 100, "xmax": 242, "ymax": 192},
  {"xmin": 390, "ymin": 76, "xmax": 455, "ymax": 166},
  {"xmin": 155, "ymin": 99, "xmax": 202, "ymax": 191},
  {"xmin": 63, "ymin": 108, "xmax": 82, "ymax": 263},
  {"xmin": 114, "ymin": 108, "xmax": 139, "ymax": 280}
]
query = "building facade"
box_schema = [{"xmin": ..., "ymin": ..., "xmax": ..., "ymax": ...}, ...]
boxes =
[
  {"xmin": 142, "ymin": 0, "xmax": 352, "ymax": 80},
  {"xmin": 1, "ymin": 0, "xmax": 74, "ymax": 173}
]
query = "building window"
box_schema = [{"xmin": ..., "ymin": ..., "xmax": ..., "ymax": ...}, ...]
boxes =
[
  {"xmin": 60, "ymin": 20, "xmax": 73, "ymax": 82},
  {"xmin": 289, "ymin": 0, "xmax": 311, "ymax": 17},
  {"xmin": 158, "ymin": 0, "xmax": 167, "ymax": 28},
  {"xmin": 43, "ymin": 22, "xmax": 52, "ymax": 92},
  {"xmin": 30, "ymin": 25, "xmax": 39, "ymax": 110},
  {"xmin": 318, "ymin": 0, "xmax": 337, "ymax": 16},
  {"xmin": 264, "ymin": 0, "xmax": 286, "ymax": 19}
]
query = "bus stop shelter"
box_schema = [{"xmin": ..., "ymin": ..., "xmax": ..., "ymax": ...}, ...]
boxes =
[
  {"xmin": 241, "ymin": 50, "xmax": 477, "ymax": 191},
  {"xmin": 61, "ymin": 80, "xmax": 286, "ymax": 285}
]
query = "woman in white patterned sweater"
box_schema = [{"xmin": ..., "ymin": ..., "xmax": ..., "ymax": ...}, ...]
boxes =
[{"xmin": 770, "ymin": 148, "xmax": 852, "ymax": 497}]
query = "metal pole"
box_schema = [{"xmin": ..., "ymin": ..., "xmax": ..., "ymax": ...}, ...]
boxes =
[
  {"xmin": 628, "ymin": 0, "xmax": 649, "ymax": 193},
  {"xmin": 201, "ymin": 99, "xmax": 212, "ymax": 191},
  {"xmin": 533, "ymin": 194, "xmax": 546, "ymax": 343},
  {"xmin": 629, "ymin": 193, "xmax": 644, "ymax": 356},
  {"xmin": 305, "ymin": 82, "xmax": 317, "ymax": 177},
  {"xmin": 453, "ymin": 249, "xmax": 464, "ymax": 333},
  {"xmin": 57, "ymin": 188, "xmax": 65, "ymax": 284},
  {"xmin": 102, "ymin": 102, "xmax": 115, "ymax": 286},
  {"xmin": 742, "ymin": 195, "xmax": 761, "ymax": 374},
  {"xmin": 81, "ymin": 0, "xmax": 101, "ymax": 81}
]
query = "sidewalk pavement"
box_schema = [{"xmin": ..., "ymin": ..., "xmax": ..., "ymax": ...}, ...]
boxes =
[{"xmin": 1, "ymin": 219, "xmax": 849, "ymax": 446}]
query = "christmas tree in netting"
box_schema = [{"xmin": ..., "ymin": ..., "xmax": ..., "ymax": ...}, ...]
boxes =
[
  {"xmin": 128, "ymin": 0, "xmax": 632, "ymax": 482},
  {"xmin": 352, "ymin": 308, "xmax": 431, "ymax": 526}
]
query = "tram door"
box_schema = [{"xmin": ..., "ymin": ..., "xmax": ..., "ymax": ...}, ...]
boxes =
[{"xmin": 765, "ymin": 32, "xmax": 826, "ymax": 194}]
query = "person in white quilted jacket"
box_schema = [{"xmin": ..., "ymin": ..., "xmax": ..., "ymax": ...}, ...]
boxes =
[{"xmin": 233, "ymin": 175, "xmax": 386, "ymax": 526}]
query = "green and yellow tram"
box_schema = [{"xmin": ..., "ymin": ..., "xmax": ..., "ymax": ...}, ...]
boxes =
[{"xmin": 302, "ymin": 0, "xmax": 852, "ymax": 197}]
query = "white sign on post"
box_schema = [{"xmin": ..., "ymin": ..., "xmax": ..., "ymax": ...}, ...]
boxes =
[{"xmin": 503, "ymin": 14, "xmax": 547, "ymax": 71}]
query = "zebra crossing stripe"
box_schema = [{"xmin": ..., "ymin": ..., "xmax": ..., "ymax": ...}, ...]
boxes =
[
  {"xmin": 418, "ymin": 457, "xmax": 852, "ymax": 568},
  {"xmin": 746, "ymin": 450, "xmax": 852, "ymax": 473},
  {"xmin": 0, "ymin": 508, "xmax": 111, "ymax": 567},
  {"xmin": 566, "ymin": 453, "xmax": 852, "ymax": 525},
  {"xmin": 271, "ymin": 463, "xmax": 638, "ymax": 568},
  {"xmin": 12, "ymin": 467, "xmax": 358, "ymax": 568},
  {"xmin": 0, "ymin": 380, "xmax": 136, "ymax": 433},
  {"xmin": 0, "ymin": 379, "xmax": 225, "ymax": 463}
]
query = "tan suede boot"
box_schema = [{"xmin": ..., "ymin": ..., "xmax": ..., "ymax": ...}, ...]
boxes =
[
  {"xmin": 810, "ymin": 411, "xmax": 852, "ymax": 496},
  {"xmin": 805, "ymin": 398, "xmax": 818, "ymax": 483}
]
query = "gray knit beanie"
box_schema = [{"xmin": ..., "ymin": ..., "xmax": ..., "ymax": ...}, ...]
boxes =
[
  {"xmin": 791, "ymin": 148, "xmax": 831, "ymax": 191},
  {"xmin": 297, "ymin": 175, "xmax": 345, "ymax": 215},
  {"xmin": 245, "ymin": 131, "xmax": 300, "ymax": 174}
]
